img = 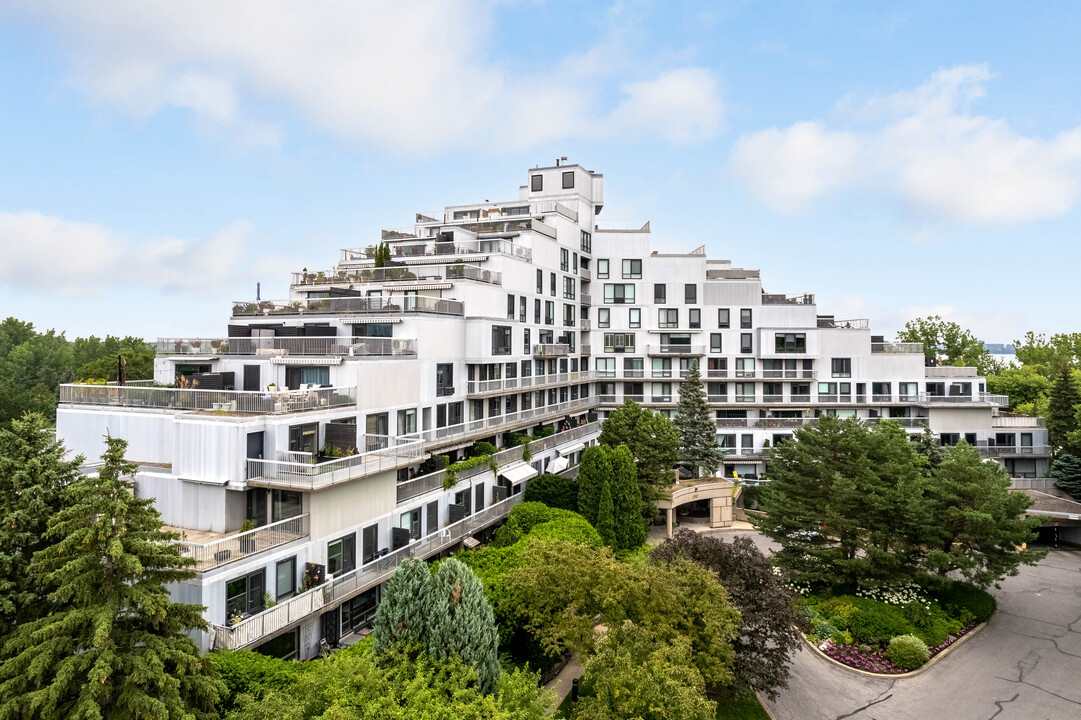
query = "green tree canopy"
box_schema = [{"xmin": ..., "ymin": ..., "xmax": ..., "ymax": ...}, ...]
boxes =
[
  {"xmin": 0, "ymin": 435, "xmax": 222, "ymax": 719},
  {"xmin": 1046, "ymin": 363, "xmax": 1081, "ymax": 453},
  {"xmin": 674, "ymin": 363, "xmax": 723, "ymax": 477},
  {"xmin": 897, "ymin": 315, "xmax": 991, "ymax": 371},
  {"xmin": 595, "ymin": 479, "xmax": 616, "ymax": 548},
  {"xmin": 1049, "ymin": 452, "xmax": 1081, "ymax": 502},
  {"xmin": 1014, "ymin": 331, "xmax": 1081, "ymax": 374},
  {"xmin": 428, "ymin": 558, "xmax": 500, "ymax": 694},
  {"xmin": 576, "ymin": 445, "xmax": 613, "ymax": 525},
  {"xmin": 599, "ymin": 399, "xmax": 679, "ymax": 515},
  {"xmin": 372, "ymin": 558, "xmax": 435, "ymax": 654},
  {"xmin": 608, "ymin": 445, "xmax": 646, "ymax": 550},
  {"xmin": 522, "ymin": 472, "xmax": 578, "ymax": 511},
  {"xmin": 986, "ymin": 364, "xmax": 1052, "ymax": 414}
]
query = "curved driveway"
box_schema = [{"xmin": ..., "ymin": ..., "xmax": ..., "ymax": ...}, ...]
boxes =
[{"xmin": 760, "ymin": 547, "xmax": 1081, "ymax": 720}]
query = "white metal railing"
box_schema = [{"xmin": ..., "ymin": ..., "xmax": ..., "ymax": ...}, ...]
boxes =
[
  {"xmin": 291, "ymin": 267, "xmax": 443, "ymax": 286},
  {"xmin": 992, "ymin": 415, "xmax": 1045, "ymax": 427},
  {"xmin": 396, "ymin": 421, "xmax": 600, "ymax": 503},
  {"xmin": 232, "ymin": 296, "xmax": 464, "ymax": 318},
  {"xmin": 817, "ymin": 318, "xmax": 869, "ymax": 329},
  {"xmin": 762, "ymin": 293, "xmax": 815, "ymax": 305},
  {"xmin": 419, "ymin": 396, "xmax": 599, "ymax": 448},
  {"xmin": 871, "ymin": 342, "xmax": 924, "ymax": 354},
  {"xmin": 533, "ymin": 344, "xmax": 571, "ymax": 358},
  {"xmin": 247, "ymin": 435, "xmax": 425, "ymax": 490},
  {"xmin": 158, "ymin": 337, "xmax": 417, "ymax": 357},
  {"xmin": 177, "ymin": 514, "xmax": 309, "ymax": 572},
  {"xmin": 211, "ymin": 494, "xmax": 526, "ymax": 651},
  {"xmin": 466, "ymin": 371, "xmax": 594, "ymax": 396},
  {"xmin": 445, "ymin": 264, "xmax": 503, "ymax": 284},
  {"xmin": 648, "ymin": 344, "xmax": 705, "ymax": 355},
  {"xmin": 59, "ymin": 384, "xmax": 357, "ymax": 415},
  {"xmin": 921, "ymin": 393, "xmax": 1009, "ymax": 406},
  {"xmin": 341, "ymin": 237, "xmax": 533, "ymax": 263}
]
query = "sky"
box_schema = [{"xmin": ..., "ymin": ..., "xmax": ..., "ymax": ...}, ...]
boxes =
[{"xmin": 1, "ymin": 0, "xmax": 1079, "ymax": 344}]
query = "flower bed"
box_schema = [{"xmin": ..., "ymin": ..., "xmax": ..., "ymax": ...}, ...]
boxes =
[{"xmin": 821, "ymin": 623, "xmax": 977, "ymax": 674}]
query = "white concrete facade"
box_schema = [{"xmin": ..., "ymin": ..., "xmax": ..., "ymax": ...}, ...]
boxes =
[{"xmin": 54, "ymin": 161, "xmax": 1047, "ymax": 660}]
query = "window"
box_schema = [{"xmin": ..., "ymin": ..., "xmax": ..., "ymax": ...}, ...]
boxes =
[
  {"xmin": 507, "ymin": 294, "xmax": 515, "ymax": 320},
  {"xmin": 873, "ymin": 382, "xmax": 892, "ymax": 398},
  {"xmin": 899, "ymin": 382, "xmax": 918, "ymax": 399},
  {"xmin": 561, "ymin": 248, "xmax": 569, "ymax": 272},
  {"xmin": 550, "ymin": 272, "xmax": 556, "ymax": 296},
  {"xmin": 563, "ymin": 276, "xmax": 576, "ymax": 299},
  {"xmin": 536, "ymin": 269, "xmax": 543, "ymax": 293},
  {"xmin": 740, "ymin": 333, "xmax": 752, "ymax": 353},
  {"xmin": 598, "ymin": 308, "xmax": 610, "ymax": 328},
  {"xmin": 226, "ymin": 570, "xmax": 264, "ymax": 619},
  {"xmin": 531, "ymin": 174, "xmax": 543, "ymax": 191},
  {"xmin": 597, "ymin": 259, "xmax": 609, "ymax": 279},
  {"xmin": 426, "ymin": 502, "xmax": 438, "ymax": 536},
  {"xmin": 545, "ymin": 301, "xmax": 555, "ymax": 325},
  {"xmin": 659, "ymin": 309, "xmax": 679, "ymax": 328},
  {"xmin": 572, "ymin": 252, "xmax": 578, "ymax": 272},
  {"xmin": 400, "ymin": 509, "xmax": 421, "ymax": 540},
  {"xmin": 654, "ymin": 283, "xmax": 666, "ymax": 303},
  {"xmin": 397, "ymin": 408, "xmax": 416, "ymax": 436},
  {"xmin": 740, "ymin": 308, "xmax": 752, "ymax": 328},
  {"xmin": 562, "ymin": 170, "xmax": 574, "ymax": 189},
  {"xmin": 603, "ymin": 284, "xmax": 635, "ymax": 304},
  {"xmin": 523, "ymin": 328, "xmax": 530, "ymax": 354},
  {"xmin": 629, "ymin": 308, "xmax": 641, "ymax": 328},
  {"xmin": 276, "ymin": 557, "xmax": 296, "ymax": 600},
  {"xmin": 341, "ymin": 588, "xmax": 377, "ymax": 635},
  {"xmin": 271, "ymin": 490, "xmax": 301, "ymax": 522},
  {"xmin": 831, "ymin": 358, "xmax": 851, "ymax": 378},
  {"xmin": 519, "ymin": 296, "xmax": 526, "ymax": 323},
  {"xmin": 718, "ymin": 309, "xmax": 730, "ymax": 328},
  {"xmin": 774, "ymin": 333, "xmax": 807, "ymax": 353},
  {"xmin": 475, "ymin": 483, "xmax": 485, "ymax": 512},
  {"xmin": 710, "ymin": 334, "xmax": 723, "ymax": 353},
  {"xmin": 603, "ymin": 333, "xmax": 636, "ymax": 353},
  {"xmin": 534, "ymin": 299, "xmax": 541, "ymax": 324},
  {"xmin": 563, "ymin": 303, "xmax": 575, "ymax": 327},
  {"xmin": 622, "ymin": 259, "xmax": 642, "ymax": 279},
  {"xmin": 685, "ymin": 284, "xmax": 697, "ymax": 304},
  {"xmin": 689, "ymin": 309, "xmax": 701, "ymax": 329},
  {"xmin": 436, "ymin": 363, "xmax": 453, "ymax": 394},
  {"xmin": 491, "ymin": 326, "xmax": 512, "ymax": 355},
  {"xmin": 581, "ymin": 230, "xmax": 592, "ymax": 253},
  {"xmin": 327, "ymin": 534, "xmax": 356, "ymax": 575},
  {"xmin": 285, "ymin": 365, "xmax": 329, "ymax": 388}
]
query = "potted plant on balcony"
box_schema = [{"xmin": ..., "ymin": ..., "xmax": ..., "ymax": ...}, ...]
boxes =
[{"xmin": 239, "ymin": 519, "xmax": 256, "ymax": 553}]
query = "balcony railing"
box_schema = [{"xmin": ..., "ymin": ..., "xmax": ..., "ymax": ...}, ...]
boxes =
[
  {"xmin": 648, "ymin": 344, "xmax": 705, "ymax": 355},
  {"xmin": 790, "ymin": 394, "xmax": 811, "ymax": 403},
  {"xmin": 992, "ymin": 415, "xmax": 1045, "ymax": 428},
  {"xmin": 444, "ymin": 264, "xmax": 503, "ymax": 285},
  {"xmin": 622, "ymin": 369, "xmax": 644, "ymax": 378},
  {"xmin": 59, "ymin": 384, "xmax": 357, "ymax": 415},
  {"xmin": 762, "ymin": 395, "xmax": 783, "ymax": 403},
  {"xmin": 418, "ymin": 396, "xmax": 599, "ymax": 448},
  {"xmin": 290, "ymin": 265, "xmax": 502, "ymax": 288},
  {"xmin": 580, "ymin": 344, "xmax": 591, "ymax": 357},
  {"xmin": 580, "ymin": 319, "xmax": 591, "ymax": 332},
  {"xmin": 715, "ymin": 418, "xmax": 746, "ymax": 427},
  {"xmin": 341, "ymin": 237, "xmax": 533, "ymax": 264},
  {"xmin": 211, "ymin": 494, "xmax": 525, "ymax": 651},
  {"xmin": 762, "ymin": 293, "xmax": 815, "ymax": 305},
  {"xmin": 158, "ymin": 337, "xmax": 417, "ymax": 357},
  {"xmin": 580, "ymin": 293, "xmax": 592, "ymax": 306},
  {"xmin": 736, "ymin": 395, "xmax": 756, "ymax": 403},
  {"xmin": 708, "ymin": 394, "xmax": 728, "ymax": 404},
  {"xmin": 705, "ymin": 370, "xmax": 728, "ymax": 379},
  {"xmin": 979, "ymin": 445, "xmax": 1050, "ymax": 457},
  {"xmin": 871, "ymin": 342, "xmax": 924, "ymax": 354},
  {"xmin": 533, "ymin": 344, "xmax": 570, "ymax": 358},
  {"xmin": 650, "ymin": 394, "xmax": 673, "ymax": 403},
  {"xmin": 652, "ymin": 370, "xmax": 673, "ymax": 378},
  {"xmin": 246, "ymin": 435, "xmax": 425, "ymax": 491},
  {"xmin": 177, "ymin": 514, "xmax": 309, "ymax": 572},
  {"xmin": 465, "ymin": 371, "xmax": 594, "ymax": 396},
  {"xmin": 580, "ymin": 268, "xmax": 591, "ymax": 282},
  {"xmin": 232, "ymin": 296, "xmax": 464, "ymax": 318}
]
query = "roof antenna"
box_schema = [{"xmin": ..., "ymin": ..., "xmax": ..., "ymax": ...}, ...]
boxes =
[{"xmin": 256, "ymin": 282, "xmax": 261, "ymax": 302}]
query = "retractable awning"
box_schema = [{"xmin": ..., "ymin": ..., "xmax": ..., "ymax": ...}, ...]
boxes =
[
  {"xmin": 499, "ymin": 461, "xmax": 539, "ymax": 485},
  {"xmin": 546, "ymin": 456, "xmax": 570, "ymax": 474},
  {"xmin": 557, "ymin": 442, "xmax": 585, "ymax": 456}
]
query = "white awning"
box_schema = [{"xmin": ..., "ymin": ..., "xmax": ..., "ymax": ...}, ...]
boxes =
[
  {"xmin": 499, "ymin": 461, "xmax": 538, "ymax": 485},
  {"xmin": 546, "ymin": 456, "xmax": 570, "ymax": 474},
  {"xmin": 557, "ymin": 442, "xmax": 585, "ymax": 456},
  {"xmin": 269, "ymin": 356, "xmax": 343, "ymax": 365},
  {"xmin": 346, "ymin": 318, "xmax": 402, "ymax": 324},
  {"xmin": 166, "ymin": 356, "xmax": 218, "ymax": 361},
  {"xmin": 395, "ymin": 283, "xmax": 452, "ymax": 291}
]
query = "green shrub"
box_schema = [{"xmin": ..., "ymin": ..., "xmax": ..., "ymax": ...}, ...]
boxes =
[
  {"xmin": 886, "ymin": 634, "xmax": 929, "ymax": 670},
  {"xmin": 828, "ymin": 614, "xmax": 848, "ymax": 631},
  {"xmin": 491, "ymin": 502, "xmax": 600, "ymax": 549},
  {"xmin": 817, "ymin": 597, "xmax": 859, "ymax": 624},
  {"xmin": 469, "ymin": 441, "xmax": 497, "ymax": 458},
  {"xmin": 830, "ymin": 630, "xmax": 852, "ymax": 646},
  {"xmin": 812, "ymin": 621, "xmax": 837, "ymax": 642},
  {"xmin": 934, "ymin": 581, "xmax": 997, "ymax": 624},
  {"xmin": 417, "ymin": 454, "xmax": 448, "ymax": 476},
  {"xmin": 211, "ymin": 650, "xmax": 298, "ymax": 709},
  {"xmin": 846, "ymin": 601, "xmax": 914, "ymax": 646},
  {"xmin": 522, "ymin": 472, "xmax": 578, "ymax": 511}
]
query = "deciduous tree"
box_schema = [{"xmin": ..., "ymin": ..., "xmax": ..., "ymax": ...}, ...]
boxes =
[
  {"xmin": 897, "ymin": 315, "xmax": 990, "ymax": 370},
  {"xmin": 599, "ymin": 399, "xmax": 678, "ymax": 515}
]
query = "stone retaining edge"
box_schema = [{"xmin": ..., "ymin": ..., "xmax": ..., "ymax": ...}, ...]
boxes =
[{"xmin": 803, "ymin": 621, "xmax": 988, "ymax": 679}]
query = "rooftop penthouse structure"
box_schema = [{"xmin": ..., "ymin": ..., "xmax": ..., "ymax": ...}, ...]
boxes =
[{"xmin": 55, "ymin": 161, "xmax": 1048, "ymax": 661}]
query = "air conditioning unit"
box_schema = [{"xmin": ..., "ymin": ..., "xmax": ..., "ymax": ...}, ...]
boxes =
[{"xmin": 392, "ymin": 339, "xmax": 410, "ymax": 353}]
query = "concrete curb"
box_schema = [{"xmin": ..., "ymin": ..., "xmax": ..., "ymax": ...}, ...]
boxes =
[{"xmin": 803, "ymin": 622, "xmax": 988, "ymax": 679}]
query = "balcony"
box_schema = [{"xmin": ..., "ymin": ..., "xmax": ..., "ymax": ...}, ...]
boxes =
[
  {"xmin": 246, "ymin": 436, "xmax": 425, "ymax": 491},
  {"xmin": 762, "ymin": 369, "xmax": 816, "ymax": 379},
  {"xmin": 735, "ymin": 395, "xmax": 756, "ymax": 403},
  {"xmin": 871, "ymin": 342, "xmax": 924, "ymax": 354},
  {"xmin": 650, "ymin": 394, "xmax": 673, "ymax": 403},
  {"xmin": 232, "ymin": 296, "xmax": 464, "ymax": 318},
  {"xmin": 762, "ymin": 395, "xmax": 783, "ymax": 403},
  {"xmin": 175, "ymin": 515, "xmax": 309, "ymax": 572},
  {"xmin": 533, "ymin": 343, "xmax": 570, "ymax": 358},
  {"xmin": 715, "ymin": 417, "xmax": 747, "ymax": 427},
  {"xmin": 59, "ymin": 384, "xmax": 357, "ymax": 415},
  {"xmin": 921, "ymin": 393, "xmax": 1009, "ymax": 407},
  {"xmin": 580, "ymin": 319, "xmax": 591, "ymax": 332},
  {"xmin": 872, "ymin": 394, "xmax": 893, "ymax": 403},
  {"xmin": 790, "ymin": 394, "xmax": 811, "ymax": 403},
  {"xmin": 341, "ymin": 237, "xmax": 533, "ymax": 264},
  {"xmin": 735, "ymin": 370, "xmax": 756, "ymax": 378},
  {"xmin": 418, "ymin": 395, "xmax": 600, "ymax": 449},
  {"xmin": 580, "ymin": 293, "xmax": 592, "ymax": 306},
  {"xmin": 445, "ymin": 264, "xmax": 503, "ymax": 285},
  {"xmin": 622, "ymin": 369, "xmax": 645, "ymax": 379},
  {"xmin": 648, "ymin": 344, "xmax": 705, "ymax": 356},
  {"xmin": 708, "ymin": 394, "xmax": 729, "ymax": 403},
  {"xmin": 992, "ymin": 416, "xmax": 1045, "ymax": 428},
  {"xmin": 292, "ymin": 266, "xmax": 441, "ymax": 286},
  {"xmin": 465, "ymin": 371, "xmax": 594, "ymax": 397},
  {"xmin": 762, "ymin": 293, "xmax": 815, "ymax": 305},
  {"xmin": 580, "ymin": 267, "xmax": 591, "ymax": 282},
  {"xmin": 652, "ymin": 370, "xmax": 673, "ymax": 378},
  {"xmin": 211, "ymin": 494, "xmax": 526, "ymax": 651},
  {"xmin": 158, "ymin": 337, "xmax": 417, "ymax": 357},
  {"xmin": 979, "ymin": 445, "xmax": 1050, "ymax": 457},
  {"xmin": 705, "ymin": 370, "xmax": 728, "ymax": 379},
  {"xmin": 818, "ymin": 318, "xmax": 870, "ymax": 329}
]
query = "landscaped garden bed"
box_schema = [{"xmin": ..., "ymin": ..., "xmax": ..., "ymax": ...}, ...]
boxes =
[{"xmin": 798, "ymin": 580, "xmax": 995, "ymax": 674}]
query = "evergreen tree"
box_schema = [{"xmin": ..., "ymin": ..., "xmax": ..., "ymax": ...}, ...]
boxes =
[
  {"xmin": 1046, "ymin": 364, "xmax": 1081, "ymax": 453},
  {"xmin": 674, "ymin": 363, "xmax": 723, "ymax": 477},
  {"xmin": 595, "ymin": 480, "xmax": 616, "ymax": 548},
  {"xmin": 608, "ymin": 445, "xmax": 646, "ymax": 550},
  {"xmin": 912, "ymin": 426, "xmax": 945, "ymax": 476},
  {"xmin": 599, "ymin": 400, "xmax": 678, "ymax": 517},
  {"xmin": 428, "ymin": 558, "xmax": 500, "ymax": 694},
  {"xmin": 1049, "ymin": 452, "xmax": 1081, "ymax": 502},
  {"xmin": 0, "ymin": 435, "xmax": 222, "ymax": 719},
  {"xmin": 0, "ymin": 413, "xmax": 82, "ymax": 636},
  {"xmin": 577, "ymin": 445, "xmax": 612, "ymax": 525},
  {"xmin": 373, "ymin": 558, "xmax": 435, "ymax": 654}
]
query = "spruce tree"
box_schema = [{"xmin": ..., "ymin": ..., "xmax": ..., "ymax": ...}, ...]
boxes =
[
  {"xmin": 428, "ymin": 558, "xmax": 500, "ymax": 694},
  {"xmin": 577, "ymin": 445, "xmax": 612, "ymax": 525},
  {"xmin": 595, "ymin": 480, "xmax": 617, "ymax": 548},
  {"xmin": 1046, "ymin": 364, "xmax": 1081, "ymax": 453},
  {"xmin": 0, "ymin": 413, "xmax": 82, "ymax": 636},
  {"xmin": 1049, "ymin": 452, "xmax": 1081, "ymax": 502},
  {"xmin": 0, "ymin": 435, "xmax": 222, "ymax": 719},
  {"xmin": 912, "ymin": 426, "xmax": 945, "ymax": 476},
  {"xmin": 372, "ymin": 558, "xmax": 435, "ymax": 654},
  {"xmin": 674, "ymin": 364, "xmax": 723, "ymax": 477},
  {"xmin": 609, "ymin": 445, "xmax": 647, "ymax": 550}
]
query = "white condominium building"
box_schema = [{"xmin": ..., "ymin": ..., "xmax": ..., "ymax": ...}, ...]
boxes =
[{"xmin": 54, "ymin": 162, "xmax": 1048, "ymax": 661}]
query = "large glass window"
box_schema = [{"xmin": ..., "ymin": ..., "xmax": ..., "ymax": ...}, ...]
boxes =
[
  {"xmin": 603, "ymin": 284, "xmax": 635, "ymax": 304},
  {"xmin": 654, "ymin": 284, "xmax": 666, "ymax": 303},
  {"xmin": 271, "ymin": 490, "xmax": 302, "ymax": 522},
  {"xmin": 397, "ymin": 408, "xmax": 417, "ymax": 435},
  {"xmin": 597, "ymin": 259, "xmax": 609, "ymax": 279},
  {"xmin": 285, "ymin": 366, "xmax": 329, "ymax": 388},
  {"xmin": 740, "ymin": 308, "xmax": 752, "ymax": 329},
  {"xmin": 507, "ymin": 294, "xmax": 515, "ymax": 320},
  {"xmin": 685, "ymin": 284, "xmax": 697, "ymax": 303},
  {"xmin": 603, "ymin": 333, "xmax": 636, "ymax": 353},
  {"xmin": 622, "ymin": 259, "xmax": 642, "ymax": 279},
  {"xmin": 831, "ymin": 358, "xmax": 851, "ymax": 377},
  {"xmin": 327, "ymin": 534, "xmax": 356, "ymax": 576},
  {"xmin": 561, "ymin": 248, "xmax": 569, "ymax": 271},
  {"xmin": 710, "ymin": 333, "xmax": 722, "ymax": 353},
  {"xmin": 659, "ymin": 308, "xmax": 678, "ymax": 328},
  {"xmin": 545, "ymin": 301, "xmax": 555, "ymax": 324},
  {"xmin": 689, "ymin": 309, "xmax": 701, "ymax": 329},
  {"xmin": 629, "ymin": 308, "xmax": 641, "ymax": 328},
  {"xmin": 740, "ymin": 333, "xmax": 753, "ymax": 353},
  {"xmin": 226, "ymin": 570, "xmax": 264, "ymax": 619},
  {"xmin": 563, "ymin": 276, "xmax": 576, "ymax": 299},
  {"xmin": 562, "ymin": 170, "xmax": 575, "ymax": 189},
  {"xmin": 531, "ymin": 174, "xmax": 542, "ymax": 191},
  {"xmin": 491, "ymin": 326, "xmax": 512, "ymax": 355},
  {"xmin": 598, "ymin": 308, "xmax": 610, "ymax": 328},
  {"xmin": 536, "ymin": 268, "xmax": 543, "ymax": 293},
  {"xmin": 718, "ymin": 309, "xmax": 730, "ymax": 328},
  {"xmin": 774, "ymin": 333, "xmax": 807, "ymax": 353},
  {"xmin": 436, "ymin": 363, "xmax": 454, "ymax": 394},
  {"xmin": 275, "ymin": 557, "xmax": 296, "ymax": 600}
]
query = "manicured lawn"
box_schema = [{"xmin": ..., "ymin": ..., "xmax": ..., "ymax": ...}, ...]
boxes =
[{"xmin": 715, "ymin": 693, "xmax": 771, "ymax": 720}]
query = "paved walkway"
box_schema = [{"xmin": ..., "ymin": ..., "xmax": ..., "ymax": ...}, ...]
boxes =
[
  {"xmin": 543, "ymin": 654, "xmax": 583, "ymax": 711},
  {"xmin": 764, "ymin": 548, "xmax": 1081, "ymax": 720}
]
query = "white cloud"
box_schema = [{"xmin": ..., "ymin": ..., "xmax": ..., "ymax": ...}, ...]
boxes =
[
  {"xmin": 0, "ymin": 212, "xmax": 266, "ymax": 296},
  {"xmin": 5, "ymin": 0, "xmax": 724, "ymax": 153},
  {"xmin": 730, "ymin": 64, "xmax": 1081, "ymax": 224}
]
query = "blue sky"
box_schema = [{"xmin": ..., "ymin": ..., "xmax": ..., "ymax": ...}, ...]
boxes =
[{"xmin": 1, "ymin": 0, "xmax": 1079, "ymax": 343}]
